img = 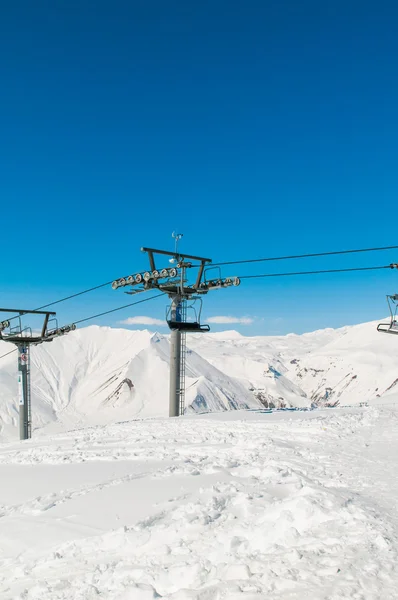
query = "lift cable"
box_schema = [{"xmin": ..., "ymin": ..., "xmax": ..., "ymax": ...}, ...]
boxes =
[
  {"xmin": 3, "ymin": 280, "xmax": 116, "ymax": 325},
  {"xmin": 0, "ymin": 348, "xmax": 18, "ymax": 360},
  {"xmin": 2, "ymin": 243, "xmax": 398, "ymax": 332},
  {"xmin": 3, "ymin": 244, "xmax": 398, "ymax": 325},
  {"xmin": 73, "ymin": 293, "xmax": 164, "ymax": 326},
  {"xmin": 0, "ymin": 264, "xmax": 396, "ymax": 360},
  {"xmin": 237, "ymin": 264, "xmax": 394, "ymax": 280},
  {"xmin": 0, "ymin": 294, "xmax": 164, "ymax": 362},
  {"xmin": 34, "ymin": 281, "xmax": 114, "ymax": 311},
  {"xmin": 212, "ymin": 244, "xmax": 398, "ymax": 268}
]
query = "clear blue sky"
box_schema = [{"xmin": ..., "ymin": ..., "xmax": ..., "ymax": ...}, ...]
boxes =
[{"xmin": 1, "ymin": 0, "xmax": 398, "ymax": 335}]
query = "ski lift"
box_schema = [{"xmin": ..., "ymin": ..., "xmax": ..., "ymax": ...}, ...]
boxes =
[
  {"xmin": 377, "ymin": 294, "xmax": 398, "ymax": 334},
  {"xmin": 166, "ymin": 297, "xmax": 210, "ymax": 333}
]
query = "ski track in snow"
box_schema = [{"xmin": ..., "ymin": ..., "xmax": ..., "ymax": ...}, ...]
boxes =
[{"xmin": 1, "ymin": 408, "xmax": 398, "ymax": 599}]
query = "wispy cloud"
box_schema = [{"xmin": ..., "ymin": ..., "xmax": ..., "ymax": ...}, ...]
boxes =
[
  {"xmin": 207, "ymin": 316, "xmax": 254, "ymax": 325},
  {"xmin": 119, "ymin": 316, "xmax": 165, "ymax": 326}
]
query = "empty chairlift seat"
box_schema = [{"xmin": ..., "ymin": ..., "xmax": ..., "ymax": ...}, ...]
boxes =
[
  {"xmin": 377, "ymin": 294, "xmax": 398, "ymax": 335},
  {"xmin": 166, "ymin": 298, "xmax": 210, "ymax": 333},
  {"xmin": 167, "ymin": 320, "xmax": 210, "ymax": 332}
]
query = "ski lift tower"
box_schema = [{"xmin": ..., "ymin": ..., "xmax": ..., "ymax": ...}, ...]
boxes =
[
  {"xmin": 111, "ymin": 237, "xmax": 240, "ymax": 417},
  {"xmin": 0, "ymin": 309, "xmax": 75, "ymax": 440}
]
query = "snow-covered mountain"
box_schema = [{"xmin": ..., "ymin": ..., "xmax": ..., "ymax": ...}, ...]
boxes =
[
  {"xmin": 188, "ymin": 327, "xmax": 342, "ymax": 408},
  {"xmin": 0, "ymin": 327, "xmax": 259, "ymax": 440},
  {"xmin": 287, "ymin": 320, "xmax": 398, "ymax": 406},
  {"xmin": 0, "ymin": 319, "xmax": 397, "ymax": 440},
  {"xmin": 189, "ymin": 319, "xmax": 398, "ymax": 408}
]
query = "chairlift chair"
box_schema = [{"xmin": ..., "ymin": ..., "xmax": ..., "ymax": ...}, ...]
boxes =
[
  {"xmin": 166, "ymin": 297, "xmax": 210, "ymax": 333},
  {"xmin": 203, "ymin": 265, "xmax": 222, "ymax": 286},
  {"xmin": 377, "ymin": 294, "xmax": 398, "ymax": 334}
]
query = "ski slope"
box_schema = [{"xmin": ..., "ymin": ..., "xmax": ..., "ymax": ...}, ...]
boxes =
[{"xmin": 1, "ymin": 407, "xmax": 398, "ymax": 599}]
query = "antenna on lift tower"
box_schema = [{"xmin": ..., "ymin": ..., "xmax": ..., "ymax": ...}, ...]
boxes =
[
  {"xmin": 170, "ymin": 232, "xmax": 183, "ymax": 262},
  {"xmin": 0, "ymin": 309, "xmax": 75, "ymax": 440},
  {"xmin": 111, "ymin": 233, "xmax": 241, "ymax": 417}
]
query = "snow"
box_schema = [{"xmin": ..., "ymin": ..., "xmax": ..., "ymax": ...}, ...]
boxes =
[
  {"xmin": 287, "ymin": 319, "xmax": 398, "ymax": 406},
  {"xmin": 189, "ymin": 319, "xmax": 398, "ymax": 408},
  {"xmin": 1, "ymin": 407, "xmax": 398, "ymax": 598},
  {"xmin": 2, "ymin": 318, "xmax": 398, "ymax": 439},
  {"xmin": 2, "ymin": 317, "xmax": 398, "ymax": 596}
]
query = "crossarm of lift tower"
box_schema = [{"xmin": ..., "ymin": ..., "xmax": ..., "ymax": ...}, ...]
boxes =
[
  {"xmin": 111, "ymin": 246, "xmax": 241, "ymax": 298},
  {"xmin": 110, "ymin": 244, "xmax": 242, "ymax": 336},
  {"xmin": 0, "ymin": 307, "xmax": 76, "ymax": 346}
]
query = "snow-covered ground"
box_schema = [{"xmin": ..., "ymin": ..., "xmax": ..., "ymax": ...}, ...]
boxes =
[{"xmin": 2, "ymin": 406, "xmax": 398, "ymax": 599}]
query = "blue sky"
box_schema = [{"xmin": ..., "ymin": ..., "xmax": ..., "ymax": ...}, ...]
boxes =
[{"xmin": 1, "ymin": 0, "xmax": 398, "ymax": 335}]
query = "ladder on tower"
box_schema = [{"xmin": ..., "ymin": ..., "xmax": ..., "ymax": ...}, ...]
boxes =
[
  {"xmin": 26, "ymin": 346, "xmax": 32, "ymax": 438},
  {"xmin": 179, "ymin": 300, "xmax": 187, "ymax": 415}
]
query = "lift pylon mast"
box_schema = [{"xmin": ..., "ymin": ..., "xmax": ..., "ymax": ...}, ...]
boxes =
[
  {"xmin": 17, "ymin": 344, "xmax": 30, "ymax": 439},
  {"xmin": 169, "ymin": 295, "xmax": 182, "ymax": 417},
  {"xmin": 0, "ymin": 308, "xmax": 76, "ymax": 440},
  {"xmin": 179, "ymin": 301, "xmax": 187, "ymax": 415},
  {"xmin": 111, "ymin": 235, "xmax": 241, "ymax": 417}
]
